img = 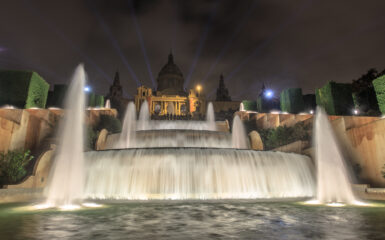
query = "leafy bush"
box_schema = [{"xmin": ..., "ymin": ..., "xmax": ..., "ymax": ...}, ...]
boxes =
[
  {"xmin": 373, "ymin": 74, "xmax": 385, "ymax": 114},
  {"xmin": 95, "ymin": 95, "xmax": 105, "ymax": 108},
  {"xmin": 242, "ymin": 100, "xmax": 257, "ymax": 111},
  {"xmin": 258, "ymin": 122, "xmax": 311, "ymax": 150},
  {"xmin": 316, "ymin": 81, "xmax": 354, "ymax": 115},
  {"xmin": 0, "ymin": 149, "xmax": 33, "ymax": 186},
  {"xmin": 0, "ymin": 70, "xmax": 49, "ymax": 108},
  {"xmin": 47, "ymin": 84, "xmax": 68, "ymax": 108},
  {"xmin": 96, "ymin": 114, "xmax": 122, "ymax": 133},
  {"xmin": 86, "ymin": 126, "xmax": 98, "ymax": 150},
  {"xmin": 280, "ymin": 88, "xmax": 304, "ymax": 113}
]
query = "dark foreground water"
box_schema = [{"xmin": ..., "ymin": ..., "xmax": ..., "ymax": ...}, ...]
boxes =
[{"xmin": 0, "ymin": 200, "xmax": 385, "ymax": 240}]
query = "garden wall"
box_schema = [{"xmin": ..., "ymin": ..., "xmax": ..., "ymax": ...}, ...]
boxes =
[{"xmin": 0, "ymin": 108, "xmax": 117, "ymax": 154}]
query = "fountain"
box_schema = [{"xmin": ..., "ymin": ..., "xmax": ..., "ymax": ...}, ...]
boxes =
[
  {"xmin": 83, "ymin": 104, "xmax": 315, "ymax": 200},
  {"xmin": 104, "ymin": 99, "xmax": 111, "ymax": 109},
  {"xmin": 43, "ymin": 64, "xmax": 86, "ymax": 207},
  {"xmin": 239, "ymin": 102, "xmax": 245, "ymax": 111},
  {"xmin": 232, "ymin": 115, "xmax": 249, "ymax": 149},
  {"xmin": 206, "ymin": 102, "xmax": 216, "ymax": 130},
  {"xmin": 116, "ymin": 102, "xmax": 136, "ymax": 148},
  {"xmin": 312, "ymin": 107, "xmax": 358, "ymax": 205},
  {"xmin": 137, "ymin": 100, "xmax": 150, "ymax": 130}
]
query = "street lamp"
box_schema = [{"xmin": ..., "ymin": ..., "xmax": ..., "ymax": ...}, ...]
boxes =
[
  {"xmin": 84, "ymin": 86, "xmax": 91, "ymax": 92},
  {"xmin": 196, "ymin": 84, "xmax": 202, "ymax": 96},
  {"xmin": 264, "ymin": 89, "xmax": 274, "ymax": 99}
]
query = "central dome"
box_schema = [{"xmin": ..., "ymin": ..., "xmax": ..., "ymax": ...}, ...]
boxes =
[{"xmin": 157, "ymin": 53, "xmax": 186, "ymax": 96}]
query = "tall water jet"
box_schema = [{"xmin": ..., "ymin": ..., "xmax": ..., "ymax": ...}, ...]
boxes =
[
  {"xmin": 104, "ymin": 99, "xmax": 111, "ymax": 109},
  {"xmin": 44, "ymin": 64, "xmax": 86, "ymax": 207},
  {"xmin": 117, "ymin": 102, "xmax": 136, "ymax": 148},
  {"xmin": 314, "ymin": 107, "xmax": 357, "ymax": 204},
  {"xmin": 206, "ymin": 102, "xmax": 216, "ymax": 131},
  {"xmin": 232, "ymin": 115, "xmax": 249, "ymax": 149},
  {"xmin": 137, "ymin": 100, "xmax": 150, "ymax": 130},
  {"xmin": 239, "ymin": 102, "xmax": 245, "ymax": 111}
]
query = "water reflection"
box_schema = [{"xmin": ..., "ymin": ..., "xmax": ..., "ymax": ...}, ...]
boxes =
[{"xmin": 1, "ymin": 201, "xmax": 384, "ymax": 240}]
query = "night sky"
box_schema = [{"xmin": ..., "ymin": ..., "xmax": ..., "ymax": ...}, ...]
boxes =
[{"xmin": 0, "ymin": 0, "xmax": 384, "ymax": 100}]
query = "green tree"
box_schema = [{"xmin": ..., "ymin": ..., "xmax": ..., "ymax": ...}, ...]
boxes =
[{"xmin": 0, "ymin": 149, "xmax": 33, "ymax": 186}]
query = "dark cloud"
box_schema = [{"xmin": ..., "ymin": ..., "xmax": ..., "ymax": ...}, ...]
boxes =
[{"xmin": 0, "ymin": 0, "xmax": 384, "ymax": 100}]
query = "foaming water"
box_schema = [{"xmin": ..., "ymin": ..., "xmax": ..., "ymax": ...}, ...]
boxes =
[
  {"xmin": 132, "ymin": 130, "xmax": 232, "ymax": 148},
  {"xmin": 313, "ymin": 107, "xmax": 358, "ymax": 204},
  {"xmin": 232, "ymin": 115, "xmax": 249, "ymax": 149},
  {"xmin": 84, "ymin": 149, "xmax": 315, "ymax": 200},
  {"xmin": 44, "ymin": 64, "xmax": 86, "ymax": 207}
]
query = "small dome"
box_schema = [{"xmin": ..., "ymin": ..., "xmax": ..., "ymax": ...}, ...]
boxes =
[{"xmin": 157, "ymin": 53, "xmax": 186, "ymax": 96}]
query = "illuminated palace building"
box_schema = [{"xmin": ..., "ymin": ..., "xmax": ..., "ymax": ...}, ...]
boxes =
[{"xmin": 135, "ymin": 53, "xmax": 206, "ymax": 117}]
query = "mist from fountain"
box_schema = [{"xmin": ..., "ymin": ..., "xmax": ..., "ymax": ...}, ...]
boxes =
[
  {"xmin": 44, "ymin": 64, "xmax": 86, "ymax": 207},
  {"xmin": 313, "ymin": 107, "xmax": 358, "ymax": 205},
  {"xmin": 117, "ymin": 102, "xmax": 136, "ymax": 148},
  {"xmin": 232, "ymin": 115, "xmax": 249, "ymax": 149}
]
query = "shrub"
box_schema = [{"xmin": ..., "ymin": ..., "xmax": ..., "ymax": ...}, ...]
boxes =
[
  {"xmin": 0, "ymin": 149, "xmax": 34, "ymax": 186},
  {"xmin": 280, "ymin": 88, "xmax": 304, "ymax": 113},
  {"xmin": 0, "ymin": 70, "xmax": 49, "ymax": 108},
  {"xmin": 242, "ymin": 100, "xmax": 257, "ymax": 111},
  {"xmin": 47, "ymin": 84, "xmax": 68, "ymax": 108},
  {"xmin": 96, "ymin": 114, "xmax": 122, "ymax": 133},
  {"xmin": 88, "ymin": 93, "xmax": 96, "ymax": 107},
  {"xmin": 258, "ymin": 122, "xmax": 311, "ymax": 150},
  {"xmin": 303, "ymin": 94, "xmax": 316, "ymax": 112},
  {"xmin": 316, "ymin": 81, "xmax": 354, "ymax": 115},
  {"xmin": 373, "ymin": 74, "xmax": 385, "ymax": 114},
  {"xmin": 86, "ymin": 126, "xmax": 98, "ymax": 150},
  {"xmin": 95, "ymin": 95, "xmax": 105, "ymax": 108}
]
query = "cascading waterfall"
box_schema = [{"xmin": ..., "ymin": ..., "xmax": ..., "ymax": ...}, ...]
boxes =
[
  {"xmin": 84, "ymin": 149, "xmax": 315, "ymax": 200},
  {"xmin": 44, "ymin": 64, "xmax": 86, "ymax": 207},
  {"xmin": 313, "ymin": 107, "xmax": 358, "ymax": 204},
  {"xmin": 117, "ymin": 102, "xmax": 136, "ymax": 148},
  {"xmin": 232, "ymin": 115, "xmax": 249, "ymax": 149}
]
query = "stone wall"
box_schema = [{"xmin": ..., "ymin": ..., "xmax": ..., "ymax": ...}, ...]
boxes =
[
  {"xmin": 239, "ymin": 111, "xmax": 385, "ymax": 187},
  {"xmin": 0, "ymin": 108, "xmax": 117, "ymax": 153}
]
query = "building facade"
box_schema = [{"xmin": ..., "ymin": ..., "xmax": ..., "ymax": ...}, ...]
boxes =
[{"xmin": 135, "ymin": 53, "xmax": 206, "ymax": 117}]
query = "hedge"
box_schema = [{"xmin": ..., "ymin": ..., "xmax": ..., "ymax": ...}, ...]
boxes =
[
  {"xmin": 257, "ymin": 96, "xmax": 280, "ymax": 112},
  {"xmin": 303, "ymin": 94, "xmax": 316, "ymax": 111},
  {"xmin": 316, "ymin": 81, "xmax": 354, "ymax": 115},
  {"xmin": 242, "ymin": 100, "xmax": 257, "ymax": 111},
  {"xmin": 94, "ymin": 95, "xmax": 105, "ymax": 108},
  {"xmin": 47, "ymin": 84, "xmax": 68, "ymax": 107},
  {"xmin": 280, "ymin": 88, "xmax": 304, "ymax": 113},
  {"xmin": 373, "ymin": 74, "xmax": 385, "ymax": 114},
  {"xmin": 88, "ymin": 93, "xmax": 96, "ymax": 107},
  {"xmin": 0, "ymin": 70, "xmax": 49, "ymax": 108}
]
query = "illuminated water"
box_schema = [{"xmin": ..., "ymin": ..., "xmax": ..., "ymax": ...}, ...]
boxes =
[
  {"xmin": 84, "ymin": 149, "xmax": 315, "ymax": 200},
  {"xmin": 1, "ymin": 201, "xmax": 385, "ymax": 240},
  {"xmin": 313, "ymin": 107, "xmax": 357, "ymax": 204},
  {"xmin": 44, "ymin": 64, "xmax": 86, "ymax": 207}
]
